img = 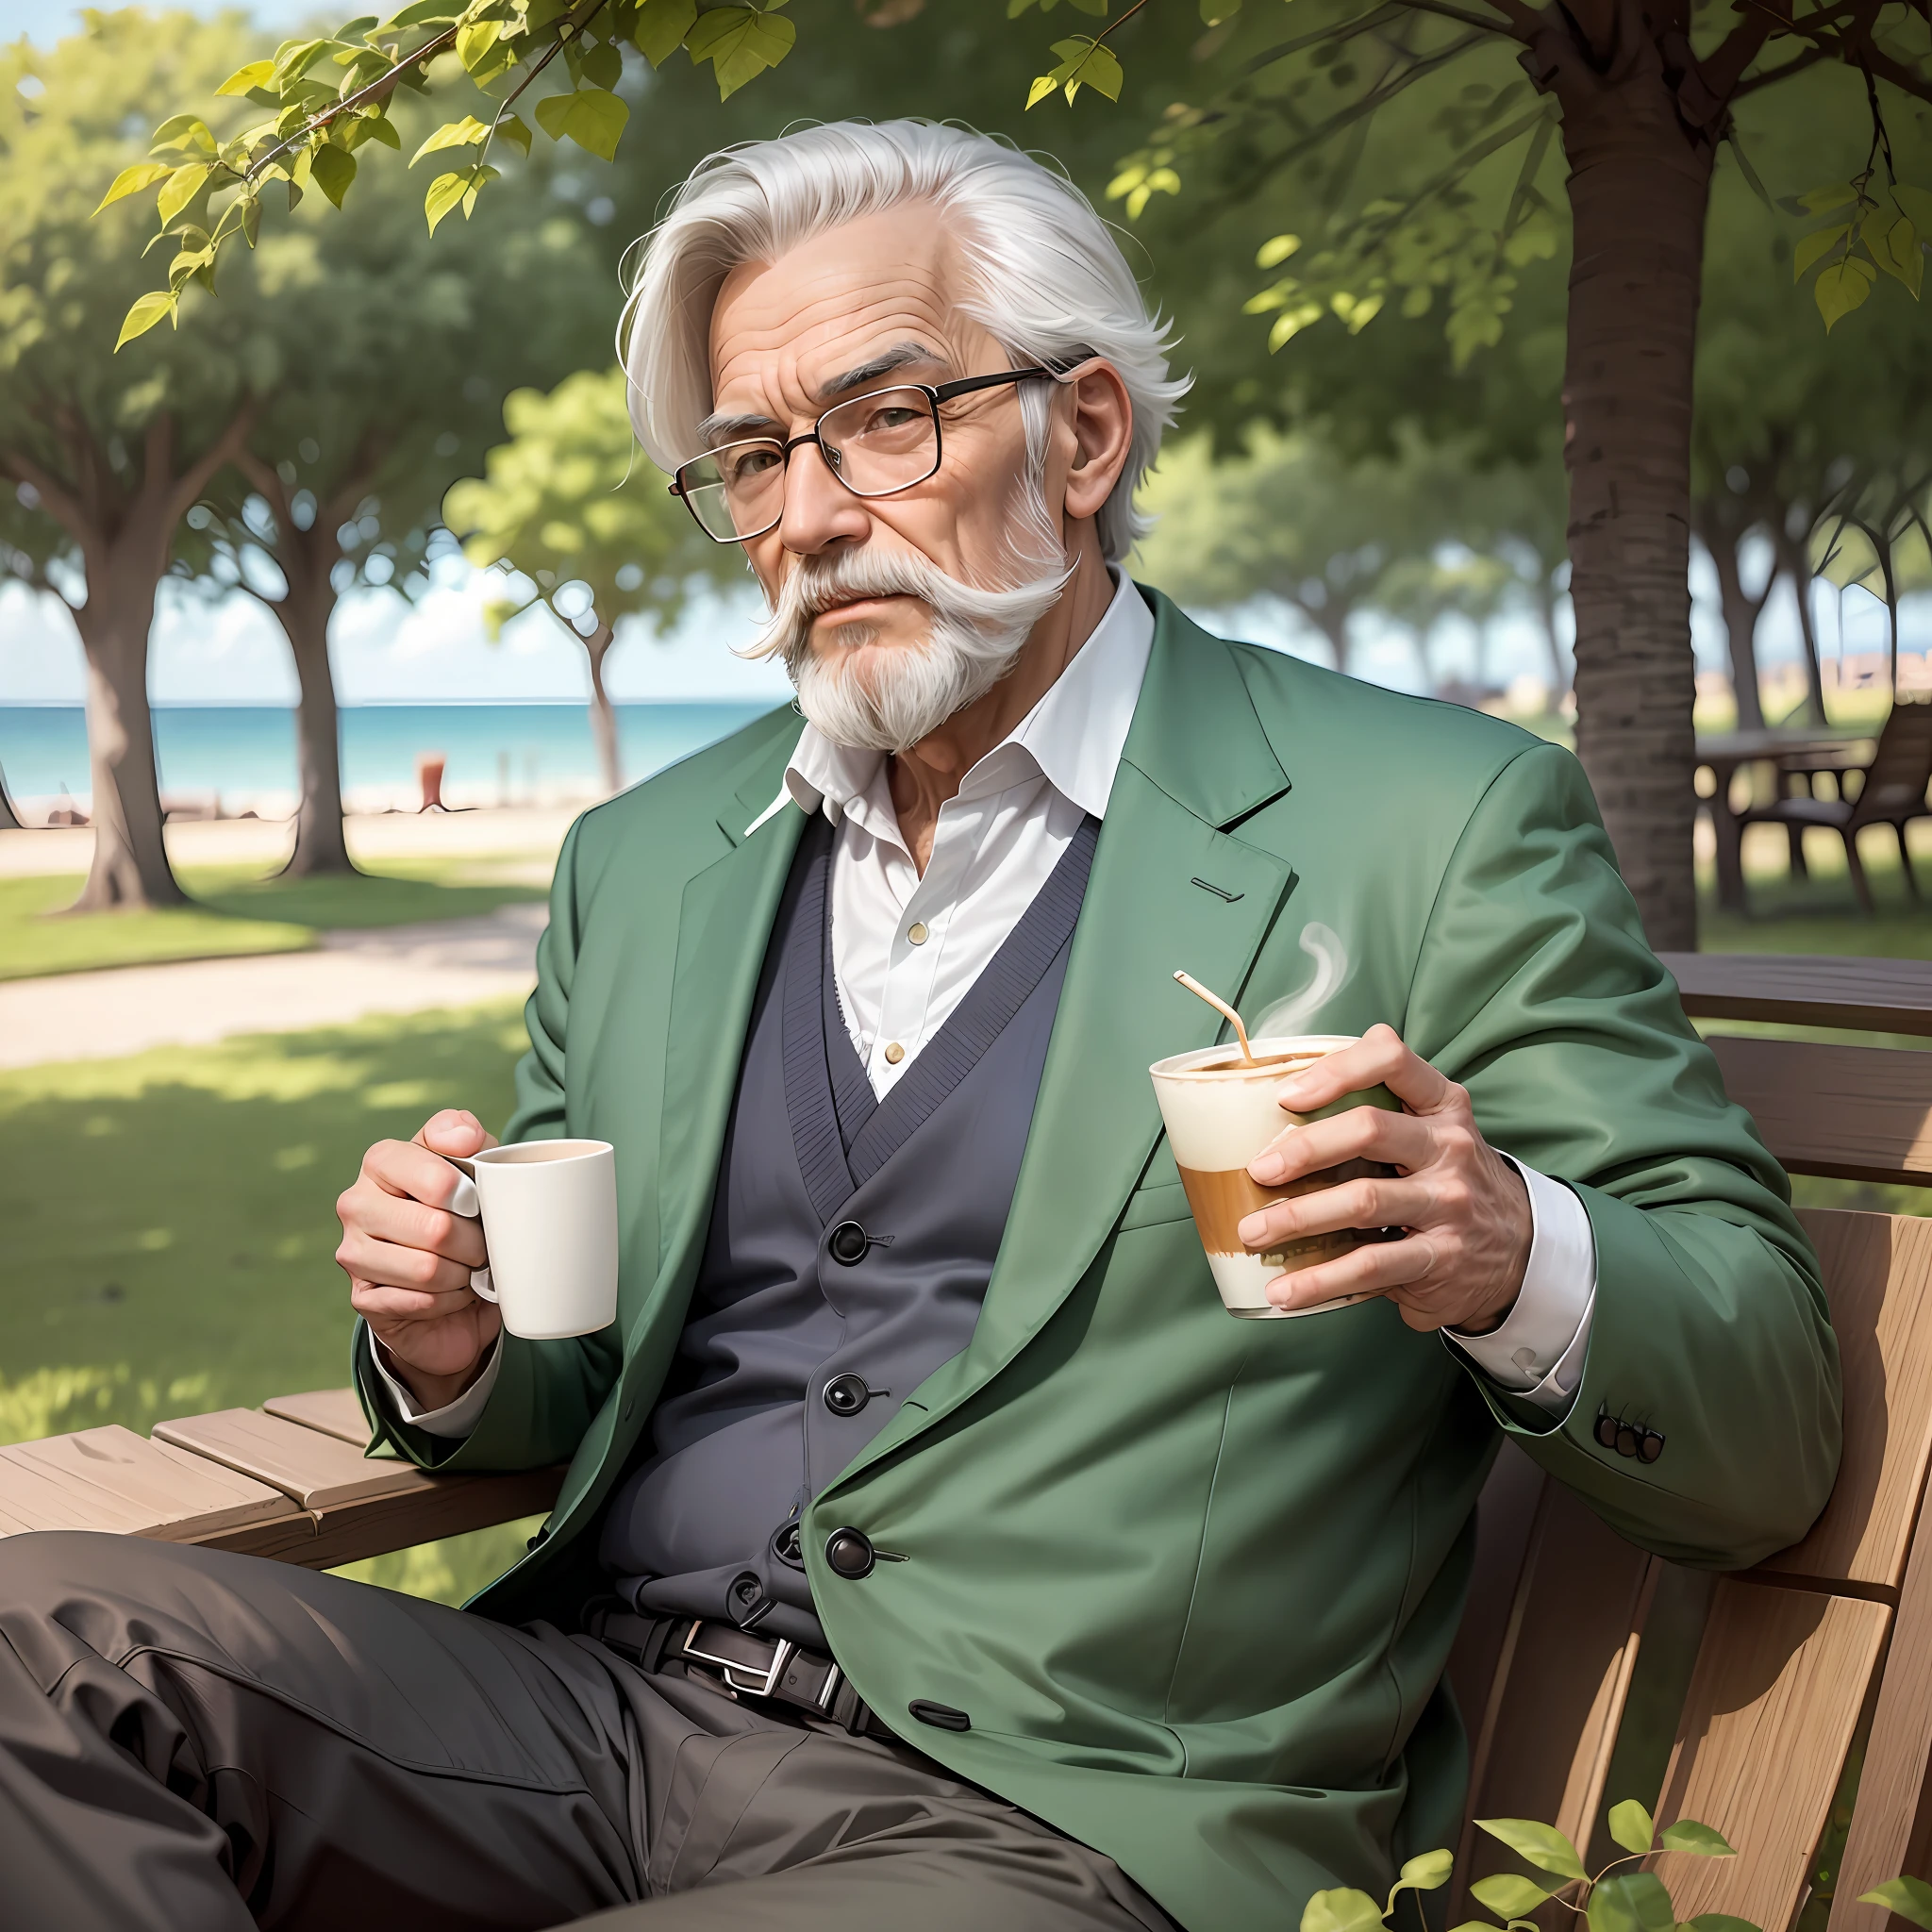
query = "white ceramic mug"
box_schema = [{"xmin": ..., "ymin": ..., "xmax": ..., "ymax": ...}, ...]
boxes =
[
  {"xmin": 1148, "ymin": 1035, "xmax": 1400, "ymax": 1320},
  {"xmin": 445, "ymin": 1140, "xmax": 619, "ymax": 1341}
]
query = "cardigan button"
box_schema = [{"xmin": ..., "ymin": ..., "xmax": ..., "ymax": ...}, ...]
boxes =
[
  {"xmin": 828, "ymin": 1221, "xmax": 869, "ymax": 1266},
  {"xmin": 824, "ymin": 1373, "xmax": 871, "ymax": 1417},
  {"xmin": 825, "ymin": 1528, "xmax": 875, "ymax": 1579}
]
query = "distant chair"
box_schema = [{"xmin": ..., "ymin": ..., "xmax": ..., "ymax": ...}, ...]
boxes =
[{"xmin": 1740, "ymin": 700, "xmax": 1932, "ymax": 912}]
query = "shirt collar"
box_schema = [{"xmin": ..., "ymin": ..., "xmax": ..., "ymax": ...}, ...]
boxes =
[{"xmin": 744, "ymin": 570, "xmax": 1157, "ymax": 839}]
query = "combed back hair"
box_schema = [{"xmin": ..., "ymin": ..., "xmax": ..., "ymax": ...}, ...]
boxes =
[{"xmin": 619, "ymin": 119, "xmax": 1190, "ymax": 563}]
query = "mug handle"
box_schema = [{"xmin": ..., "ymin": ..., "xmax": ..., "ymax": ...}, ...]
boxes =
[{"xmin": 442, "ymin": 1156, "xmax": 498, "ymax": 1304}]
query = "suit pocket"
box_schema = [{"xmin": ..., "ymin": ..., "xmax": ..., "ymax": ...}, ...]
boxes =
[{"xmin": 1118, "ymin": 1180, "xmax": 1193, "ymax": 1231}]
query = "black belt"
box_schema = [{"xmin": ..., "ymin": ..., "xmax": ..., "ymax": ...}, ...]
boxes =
[{"xmin": 589, "ymin": 1607, "xmax": 893, "ymax": 1740}]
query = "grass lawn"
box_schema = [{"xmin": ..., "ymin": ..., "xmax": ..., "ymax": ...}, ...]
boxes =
[
  {"xmin": 0, "ymin": 857, "xmax": 550, "ymax": 982},
  {"xmin": 0, "ymin": 996, "xmax": 541, "ymax": 1603}
]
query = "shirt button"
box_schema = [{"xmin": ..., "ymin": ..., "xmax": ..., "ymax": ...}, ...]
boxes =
[
  {"xmin": 824, "ymin": 1373, "xmax": 871, "ymax": 1417},
  {"xmin": 907, "ymin": 922, "xmax": 928, "ymax": 945},
  {"xmin": 884, "ymin": 1041, "xmax": 906, "ymax": 1064}
]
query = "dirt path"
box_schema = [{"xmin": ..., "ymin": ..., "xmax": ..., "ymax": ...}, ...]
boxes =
[{"xmin": 0, "ymin": 906, "xmax": 545, "ymax": 1070}]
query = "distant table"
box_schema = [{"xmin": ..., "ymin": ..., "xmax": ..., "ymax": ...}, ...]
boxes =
[{"xmin": 1695, "ymin": 728, "xmax": 1870, "ymax": 913}]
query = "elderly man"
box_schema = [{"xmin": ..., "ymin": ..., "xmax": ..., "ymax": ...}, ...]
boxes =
[{"xmin": 0, "ymin": 122, "xmax": 1838, "ymax": 1932}]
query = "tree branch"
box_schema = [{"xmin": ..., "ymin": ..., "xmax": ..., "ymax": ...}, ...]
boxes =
[
  {"xmin": 0, "ymin": 448, "xmax": 91, "ymax": 550},
  {"xmin": 1731, "ymin": 42, "xmax": 1831, "ymax": 94},
  {"xmin": 166, "ymin": 400, "xmax": 258, "ymax": 528},
  {"xmin": 1862, "ymin": 43, "xmax": 1932, "ymax": 107}
]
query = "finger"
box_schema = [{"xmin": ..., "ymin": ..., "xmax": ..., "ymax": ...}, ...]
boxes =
[
  {"xmin": 1238, "ymin": 1174, "xmax": 1432, "ymax": 1250},
  {"xmin": 338, "ymin": 1181, "xmax": 489, "ymax": 1267},
  {"xmin": 336, "ymin": 1226, "xmax": 481, "ymax": 1297},
  {"xmin": 1274, "ymin": 1024, "xmax": 1457, "ymax": 1118},
  {"xmin": 415, "ymin": 1109, "xmax": 498, "ymax": 1158},
  {"xmin": 351, "ymin": 1278, "xmax": 483, "ymax": 1324},
  {"xmin": 1248, "ymin": 1105, "xmax": 1434, "ymax": 1185},
  {"xmin": 1267, "ymin": 1233, "xmax": 1438, "ymax": 1312},
  {"xmin": 362, "ymin": 1137, "xmax": 480, "ymax": 1212}
]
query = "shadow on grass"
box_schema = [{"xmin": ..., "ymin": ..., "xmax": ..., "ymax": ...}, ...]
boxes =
[{"xmin": 0, "ymin": 999, "xmax": 528, "ymax": 1448}]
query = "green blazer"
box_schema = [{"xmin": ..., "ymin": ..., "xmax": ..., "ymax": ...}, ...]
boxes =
[{"xmin": 357, "ymin": 589, "xmax": 1840, "ymax": 1932}]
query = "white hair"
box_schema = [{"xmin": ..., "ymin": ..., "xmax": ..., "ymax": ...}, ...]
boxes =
[{"xmin": 619, "ymin": 119, "xmax": 1191, "ymax": 562}]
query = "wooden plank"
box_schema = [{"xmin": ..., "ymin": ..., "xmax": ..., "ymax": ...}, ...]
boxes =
[
  {"xmin": 0, "ymin": 1425, "xmax": 289, "ymax": 1541},
  {"xmin": 1452, "ymin": 1478, "xmax": 1657, "ymax": 1920},
  {"xmin": 1661, "ymin": 954, "xmax": 1932, "ymax": 1038},
  {"xmin": 262, "ymin": 1388, "xmax": 369, "ymax": 1445},
  {"xmin": 1830, "ymin": 1467, "xmax": 1932, "ymax": 1932},
  {"xmin": 190, "ymin": 1465, "xmax": 565, "ymax": 1570},
  {"xmin": 1654, "ymin": 1583, "xmax": 1890, "ymax": 1927},
  {"xmin": 1748, "ymin": 1212, "xmax": 1932, "ymax": 1594},
  {"xmin": 153, "ymin": 1407, "xmax": 429, "ymax": 1509},
  {"xmin": 1708, "ymin": 1038, "xmax": 1932, "ymax": 1188}
]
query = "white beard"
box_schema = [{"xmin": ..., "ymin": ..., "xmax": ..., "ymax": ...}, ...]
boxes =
[{"xmin": 740, "ymin": 519, "xmax": 1071, "ymax": 755}]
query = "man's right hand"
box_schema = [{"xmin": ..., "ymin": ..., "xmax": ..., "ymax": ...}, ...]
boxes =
[{"xmin": 336, "ymin": 1109, "xmax": 502, "ymax": 1414}]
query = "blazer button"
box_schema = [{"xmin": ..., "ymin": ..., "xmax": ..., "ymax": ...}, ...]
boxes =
[
  {"xmin": 825, "ymin": 1528, "xmax": 875, "ymax": 1579},
  {"xmin": 824, "ymin": 1373, "xmax": 870, "ymax": 1417},
  {"xmin": 828, "ymin": 1221, "xmax": 869, "ymax": 1266}
]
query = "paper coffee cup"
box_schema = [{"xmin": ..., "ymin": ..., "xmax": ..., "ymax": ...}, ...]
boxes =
[
  {"xmin": 446, "ymin": 1140, "xmax": 619, "ymax": 1341},
  {"xmin": 1148, "ymin": 1036, "xmax": 1399, "ymax": 1320}
]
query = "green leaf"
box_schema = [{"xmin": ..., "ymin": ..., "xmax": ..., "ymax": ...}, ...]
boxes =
[
  {"xmin": 1395, "ymin": 1851, "xmax": 1455, "ymax": 1895},
  {"xmin": 1862, "ymin": 210, "xmax": 1923, "ymax": 296},
  {"xmin": 581, "ymin": 38, "xmax": 624, "ymax": 88},
  {"xmin": 1025, "ymin": 73, "xmax": 1059, "ymax": 108},
  {"xmin": 1607, "ymin": 1801, "xmax": 1655, "ymax": 1857},
  {"xmin": 459, "ymin": 163, "xmax": 500, "ymax": 218},
  {"xmin": 1065, "ymin": 0, "xmax": 1109, "ymax": 15},
  {"xmin": 151, "ymin": 112, "xmax": 217, "ymax": 155},
  {"xmin": 114, "ymin": 289, "xmax": 177, "ymax": 351},
  {"xmin": 309, "ymin": 143, "xmax": 357, "ymax": 208},
  {"xmin": 1472, "ymin": 1874, "xmax": 1557, "ymax": 1919},
  {"xmin": 1794, "ymin": 225, "xmax": 1851, "ymax": 281},
  {"xmin": 157, "ymin": 162, "xmax": 212, "ymax": 227},
  {"xmin": 424, "ymin": 170, "xmax": 470, "ymax": 234},
  {"xmin": 271, "ymin": 37, "xmax": 336, "ymax": 84},
  {"xmin": 1257, "ymin": 233, "xmax": 1301, "ymax": 268},
  {"xmin": 1302, "ymin": 1888, "xmax": 1387, "ymax": 1932},
  {"xmin": 494, "ymin": 111, "xmax": 532, "ymax": 156},
  {"xmin": 563, "ymin": 88, "xmax": 629, "ymax": 160},
  {"xmin": 1474, "ymin": 1821, "xmax": 1587, "ymax": 1884},
  {"xmin": 1200, "ymin": 0, "xmax": 1241, "ymax": 20},
  {"xmin": 631, "ymin": 0, "xmax": 698, "ymax": 64},
  {"xmin": 1657, "ymin": 1821, "xmax": 1734, "ymax": 1857},
  {"xmin": 215, "ymin": 59, "xmax": 275, "ymax": 96},
  {"xmin": 409, "ymin": 115, "xmax": 491, "ymax": 165},
  {"xmin": 358, "ymin": 111, "xmax": 402, "ymax": 151},
  {"xmin": 386, "ymin": 0, "xmax": 462, "ymax": 25},
  {"xmin": 1588, "ymin": 1874, "xmax": 1677, "ymax": 1932},
  {"xmin": 1858, "ymin": 1879, "xmax": 1932, "ymax": 1931},
  {"xmin": 1044, "ymin": 35, "xmax": 1123, "ymax": 101},
  {"xmin": 685, "ymin": 7, "xmax": 795, "ymax": 99},
  {"xmin": 92, "ymin": 160, "xmax": 175, "ymax": 217},
  {"xmin": 1686, "ymin": 1915, "xmax": 1760, "ymax": 1932},
  {"xmin": 1799, "ymin": 183, "xmax": 1857, "ymax": 213},
  {"xmin": 455, "ymin": 18, "xmax": 502, "ymax": 71},
  {"xmin": 1893, "ymin": 185, "xmax": 1932, "ymax": 231}
]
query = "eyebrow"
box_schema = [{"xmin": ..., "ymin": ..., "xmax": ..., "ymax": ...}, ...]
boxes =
[{"xmin": 695, "ymin": 341, "xmax": 947, "ymax": 450}]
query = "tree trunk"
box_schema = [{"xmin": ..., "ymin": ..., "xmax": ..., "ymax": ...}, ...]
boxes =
[
  {"xmin": 585, "ymin": 623, "xmax": 623, "ymax": 795},
  {"xmin": 1550, "ymin": 59, "xmax": 1716, "ymax": 951},
  {"xmin": 1695, "ymin": 504, "xmax": 1767, "ymax": 731},
  {"xmin": 70, "ymin": 575, "xmax": 184, "ymax": 908},
  {"xmin": 277, "ymin": 575, "xmax": 354, "ymax": 877},
  {"xmin": 1780, "ymin": 533, "xmax": 1831, "ymax": 724}
]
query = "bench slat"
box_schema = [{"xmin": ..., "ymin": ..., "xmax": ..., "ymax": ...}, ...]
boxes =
[
  {"xmin": 0, "ymin": 1425, "xmax": 291, "ymax": 1541},
  {"xmin": 1654, "ymin": 1583, "xmax": 1890, "ymax": 1926},
  {"xmin": 153, "ymin": 1407, "xmax": 434, "ymax": 1509},
  {"xmin": 1747, "ymin": 1212, "xmax": 1932, "ymax": 1594},
  {"xmin": 1707, "ymin": 1038, "xmax": 1932, "ymax": 1188},
  {"xmin": 262, "ymin": 1388, "xmax": 370, "ymax": 1445},
  {"xmin": 1662, "ymin": 954, "xmax": 1932, "ymax": 1037}
]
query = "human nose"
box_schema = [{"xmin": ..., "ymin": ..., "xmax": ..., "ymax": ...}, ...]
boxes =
[{"xmin": 776, "ymin": 437, "xmax": 870, "ymax": 557}]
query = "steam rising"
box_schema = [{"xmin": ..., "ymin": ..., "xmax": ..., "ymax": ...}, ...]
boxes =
[{"xmin": 1254, "ymin": 923, "xmax": 1348, "ymax": 1037}]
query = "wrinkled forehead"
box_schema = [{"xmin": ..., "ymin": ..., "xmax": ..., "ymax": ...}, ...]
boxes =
[{"xmin": 703, "ymin": 207, "xmax": 999, "ymax": 433}]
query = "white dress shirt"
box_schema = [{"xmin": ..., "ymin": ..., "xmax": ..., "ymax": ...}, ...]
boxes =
[{"xmin": 380, "ymin": 571, "xmax": 1595, "ymax": 1433}]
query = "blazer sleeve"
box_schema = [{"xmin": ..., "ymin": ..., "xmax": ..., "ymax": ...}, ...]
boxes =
[
  {"xmin": 356, "ymin": 815, "xmax": 625, "ymax": 1472},
  {"xmin": 1405, "ymin": 740, "xmax": 1842, "ymax": 1569}
]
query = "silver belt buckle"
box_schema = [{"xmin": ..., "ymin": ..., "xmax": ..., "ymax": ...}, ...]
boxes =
[{"xmin": 680, "ymin": 1619, "xmax": 795, "ymax": 1698}]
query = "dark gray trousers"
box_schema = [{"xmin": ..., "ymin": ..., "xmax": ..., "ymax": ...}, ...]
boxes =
[{"xmin": 0, "ymin": 1533, "xmax": 1174, "ymax": 1932}]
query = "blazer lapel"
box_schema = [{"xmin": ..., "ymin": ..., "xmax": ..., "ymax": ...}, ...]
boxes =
[
  {"xmin": 839, "ymin": 592, "xmax": 1297, "ymax": 1475},
  {"xmin": 652, "ymin": 726, "xmax": 806, "ymax": 1301}
]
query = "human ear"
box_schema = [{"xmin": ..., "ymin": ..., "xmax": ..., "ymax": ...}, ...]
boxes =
[{"xmin": 1060, "ymin": 362, "xmax": 1134, "ymax": 524}]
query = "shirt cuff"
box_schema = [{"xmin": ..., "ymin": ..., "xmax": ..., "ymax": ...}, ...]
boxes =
[
  {"xmin": 370, "ymin": 1335, "xmax": 502, "ymax": 1440},
  {"xmin": 1444, "ymin": 1157, "xmax": 1596, "ymax": 1418}
]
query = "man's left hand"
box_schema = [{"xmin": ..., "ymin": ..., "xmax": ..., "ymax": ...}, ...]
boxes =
[{"xmin": 1238, "ymin": 1023, "xmax": 1532, "ymax": 1331}]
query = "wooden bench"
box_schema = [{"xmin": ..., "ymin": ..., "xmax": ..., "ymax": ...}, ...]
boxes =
[
  {"xmin": 0, "ymin": 1386, "xmax": 561, "ymax": 1567},
  {"xmin": 8, "ymin": 952, "xmax": 1932, "ymax": 1930}
]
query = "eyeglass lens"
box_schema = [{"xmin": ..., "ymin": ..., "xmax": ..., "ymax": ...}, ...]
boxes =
[{"xmin": 679, "ymin": 386, "xmax": 941, "ymax": 541}]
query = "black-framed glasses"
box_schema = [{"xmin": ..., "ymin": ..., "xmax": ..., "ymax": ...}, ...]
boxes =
[{"xmin": 669, "ymin": 367, "xmax": 1057, "ymax": 545}]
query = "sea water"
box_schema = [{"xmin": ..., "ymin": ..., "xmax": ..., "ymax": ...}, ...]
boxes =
[{"xmin": 0, "ymin": 701, "xmax": 778, "ymax": 812}]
